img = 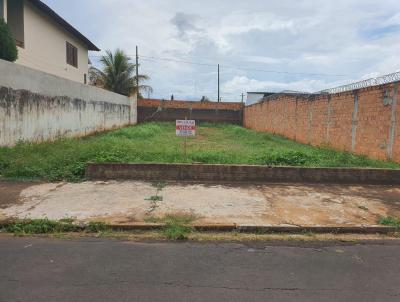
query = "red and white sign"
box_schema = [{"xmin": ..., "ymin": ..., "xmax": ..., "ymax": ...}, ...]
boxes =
[{"xmin": 176, "ymin": 120, "xmax": 196, "ymax": 137}]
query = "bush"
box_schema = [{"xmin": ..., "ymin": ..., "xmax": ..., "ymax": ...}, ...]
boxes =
[{"xmin": 0, "ymin": 18, "xmax": 18, "ymax": 62}]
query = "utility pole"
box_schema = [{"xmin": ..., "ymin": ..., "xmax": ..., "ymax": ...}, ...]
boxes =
[
  {"xmin": 136, "ymin": 46, "xmax": 139, "ymax": 95},
  {"xmin": 217, "ymin": 64, "xmax": 220, "ymax": 102},
  {"xmin": 241, "ymin": 93, "xmax": 244, "ymax": 103}
]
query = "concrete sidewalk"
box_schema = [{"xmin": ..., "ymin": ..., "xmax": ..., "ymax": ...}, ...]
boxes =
[{"xmin": 1, "ymin": 181, "xmax": 400, "ymax": 227}]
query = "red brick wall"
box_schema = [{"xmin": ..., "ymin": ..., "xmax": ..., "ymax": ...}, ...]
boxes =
[
  {"xmin": 139, "ymin": 99, "xmax": 244, "ymax": 110},
  {"xmin": 244, "ymin": 82, "xmax": 400, "ymax": 163}
]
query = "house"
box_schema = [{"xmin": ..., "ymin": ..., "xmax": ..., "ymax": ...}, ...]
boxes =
[{"xmin": 0, "ymin": 0, "xmax": 99, "ymax": 84}]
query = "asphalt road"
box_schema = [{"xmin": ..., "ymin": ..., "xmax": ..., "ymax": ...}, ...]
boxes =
[{"xmin": 1, "ymin": 237, "xmax": 400, "ymax": 302}]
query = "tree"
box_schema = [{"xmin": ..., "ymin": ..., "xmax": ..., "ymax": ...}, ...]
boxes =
[
  {"xmin": 89, "ymin": 49, "xmax": 152, "ymax": 97},
  {"xmin": 0, "ymin": 18, "xmax": 18, "ymax": 62}
]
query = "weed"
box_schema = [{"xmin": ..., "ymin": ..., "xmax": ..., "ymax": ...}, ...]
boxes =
[
  {"xmin": 163, "ymin": 224, "xmax": 194, "ymax": 240},
  {"xmin": 146, "ymin": 195, "xmax": 163, "ymax": 202},
  {"xmin": 378, "ymin": 216, "xmax": 400, "ymax": 228},
  {"xmin": 1, "ymin": 219, "xmax": 110, "ymax": 234},
  {"xmin": 86, "ymin": 221, "xmax": 108, "ymax": 233},
  {"xmin": 145, "ymin": 213, "xmax": 197, "ymax": 240},
  {"xmin": 3, "ymin": 219, "xmax": 81, "ymax": 235}
]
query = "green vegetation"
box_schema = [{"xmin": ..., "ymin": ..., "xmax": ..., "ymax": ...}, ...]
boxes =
[
  {"xmin": 1, "ymin": 219, "xmax": 108, "ymax": 235},
  {"xmin": 1, "ymin": 215, "xmax": 195, "ymax": 240},
  {"xmin": 0, "ymin": 18, "xmax": 18, "ymax": 62},
  {"xmin": 86, "ymin": 221, "xmax": 108, "ymax": 233},
  {"xmin": 3, "ymin": 219, "xmax": 81, "ymax": 235},
  {"xmin": 145, "ymin": 213, "xmax": 196, "ymax": 240},
  {"xmin": 146, "ymin": 195, "xmax": 163, "ymax": 202},
  {"xmin": 89, "ymin": 49, "xmax": 152, "ymax": 97},
  {"xmin": 0, "ymin": 122, "xmax": 398, "ymax": 182},
  {"xmin": 378, "ymin": 217, "xmax": 400, "ymax": 228}
]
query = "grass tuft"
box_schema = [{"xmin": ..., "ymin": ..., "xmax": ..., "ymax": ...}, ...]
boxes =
[
  {"xmin": 378, "ymin": 217, "xmax": 400, "ymax": 228},
  {"xmin": 145, "ymin": 213, "xmax": 197, "ymax": 240},
  {"xmin": 86, "ymin": 221, "xmax": 108, "ymax": 233}
]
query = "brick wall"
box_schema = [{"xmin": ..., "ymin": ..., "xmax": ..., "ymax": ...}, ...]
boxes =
[
  {"xmin": 138, "ymin": 99, "xmax": 244, "ymax": 124},
  {"xmin": 138, "ymin": 99, "xmax": 243, "ymax": 110},
  {"xmin": 244, "ymin": 82, "xmax": 400, "ymax": 163}
]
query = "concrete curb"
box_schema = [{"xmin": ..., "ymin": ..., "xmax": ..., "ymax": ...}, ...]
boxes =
[
  {"xmin": 0, "ymin": 221, "xmax": 396, "ymax": 234},
  {"xmin": 105, "ymin": 224, "xmax": 397, "ymax": 234}
]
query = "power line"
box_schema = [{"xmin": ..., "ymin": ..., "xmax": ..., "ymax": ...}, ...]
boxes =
[
  {"xmin": 139, "ymin": 55, "xmax": 347, "ymax": 77},
  {"xmin": 89, "ymin": 53, "xmax": 348, "ymax": 77}
]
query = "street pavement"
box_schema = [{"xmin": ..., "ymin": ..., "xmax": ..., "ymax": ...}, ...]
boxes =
[{"xmin": 1, "ymin": 237, "xmax": 400, "ymax": 301}]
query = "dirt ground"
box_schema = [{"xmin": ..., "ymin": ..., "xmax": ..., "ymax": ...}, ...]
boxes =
[{"xmin": 1, "ymin": 180, "xmax": 400, "ymax": 227}]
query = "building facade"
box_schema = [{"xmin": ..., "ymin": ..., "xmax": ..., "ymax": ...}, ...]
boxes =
[{"xmin": 1, "ymin": 0, "xmax": 99, "ymax": 84}]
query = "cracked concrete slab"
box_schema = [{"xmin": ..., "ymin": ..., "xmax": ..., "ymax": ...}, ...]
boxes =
[{"xmin": 1, "ymin": 181, "xmax": 400, "ymax": 226}]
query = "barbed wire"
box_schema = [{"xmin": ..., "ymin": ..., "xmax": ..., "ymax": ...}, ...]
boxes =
[{"xmin": 320, "ymin": 71, "xmax": 400, "ymax": 94}]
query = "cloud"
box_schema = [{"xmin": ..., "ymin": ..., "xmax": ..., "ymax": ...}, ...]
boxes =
[
  {"xmin": 42, "ymin": 0, "xmax": 400, "ymax": 101},
  {"xmin": 171, "ymin": 12, "xmax": 203, "ymax": 40},
  {"xmin": 222, "ymin": 76, "xmax": 344, "ymax": 95}
]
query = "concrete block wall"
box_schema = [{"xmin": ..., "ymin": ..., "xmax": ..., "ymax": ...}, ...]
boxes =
[
  {"xmin": 0, "ymin": 59, "xmax": 137, "ymax": 146},
  {"xmin": 86, "ymin": 163, "xmax": 400, "ymax": 185},
  {"xmin": 244, "ymin": 82, "xmax": 400, "ymax": 163}
]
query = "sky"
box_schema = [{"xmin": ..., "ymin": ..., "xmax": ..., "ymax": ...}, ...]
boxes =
[{"xmin": 43, "ymin": 0, "xmax": 400, "ymax": 102}]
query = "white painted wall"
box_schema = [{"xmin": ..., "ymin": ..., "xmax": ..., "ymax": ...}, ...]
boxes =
[
  {"xmin": 0, "ymin": 59, "xmax": 137, "ymax": 146},
  {"xmin": 246, "ymin": 93, "xmax": 266, "ymax": 106},
  {"xmin": 13, "ymin": 0, "xmax": 91, "ymax": 84}
]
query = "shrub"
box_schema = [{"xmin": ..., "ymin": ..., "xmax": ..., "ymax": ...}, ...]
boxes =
[{"xmin": 0, "ymin": 18, "xmax": 18, "ymax": 62}]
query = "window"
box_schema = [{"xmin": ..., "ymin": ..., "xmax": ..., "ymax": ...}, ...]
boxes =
[
  {"xmin": 7, "ymin": 0, "xmax": 25, "ymax": 48},
  {"xmin": 0, "ymin": 1, "xmax": 4, "ymax": 21},
  {"xmin": 66, "ymin": 42, "xmax": 78, "ymax": 68}
]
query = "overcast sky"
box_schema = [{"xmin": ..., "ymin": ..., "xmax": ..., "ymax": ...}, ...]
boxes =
[{"xmin": 43, "ymin": 0, "xmax": 400, "ymax": 101}]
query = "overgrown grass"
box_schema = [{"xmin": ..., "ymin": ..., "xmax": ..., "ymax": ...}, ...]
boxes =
[
  {"xmin": 2, "ymin": 219, "xmax": 81, "ymax": 235},
  {"xmin": 0, "ymin": 122, "xmax": 398, "ymax": 181},
  {"xmin": 1, "ymin": 219, "xmax": 107, "ymax": 235},
  {"xmin": 1, "ymin": 216, "xmax": 195, "ymax": 240}
]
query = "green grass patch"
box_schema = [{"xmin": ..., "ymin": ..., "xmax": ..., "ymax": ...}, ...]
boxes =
[
  {"xmin": 145, "ymin": 213, "xmax": 197, "ymax": 240},
  {"xmin": 2, "ymin": 219, "xmax": 81, "ymax": 235},
  {"xmin": 378, "ymin": 217, "xmax": 400, "ymax": 228},
  {"xmin": 1, "ymin": 219, "xmax": 109, "ymax": 235},
  {"xmin": 0, "ymin": 122, "xmax": 398, "ymax": 182},
  {"xmin": 86, "ymin": 221, "xmax": 108, "ymax": 233},
  {"xmin": 146, "ymin": 195, "xmax": 163, "ymax": 202}
]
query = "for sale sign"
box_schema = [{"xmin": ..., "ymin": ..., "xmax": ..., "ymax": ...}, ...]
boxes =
[{"xmin": 176, "ymin": 120, "xmax": 196, "ymax": 137}]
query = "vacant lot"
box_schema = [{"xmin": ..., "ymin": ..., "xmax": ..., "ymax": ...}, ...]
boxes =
[{"xmin": 0, "ymin": 122, "xmax": 398, "ymax": 181}]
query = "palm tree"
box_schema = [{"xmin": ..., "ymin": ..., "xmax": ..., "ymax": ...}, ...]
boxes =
[{"xmin": 89, "ymin": 49, "xmax": 152, "ymax": 97}]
